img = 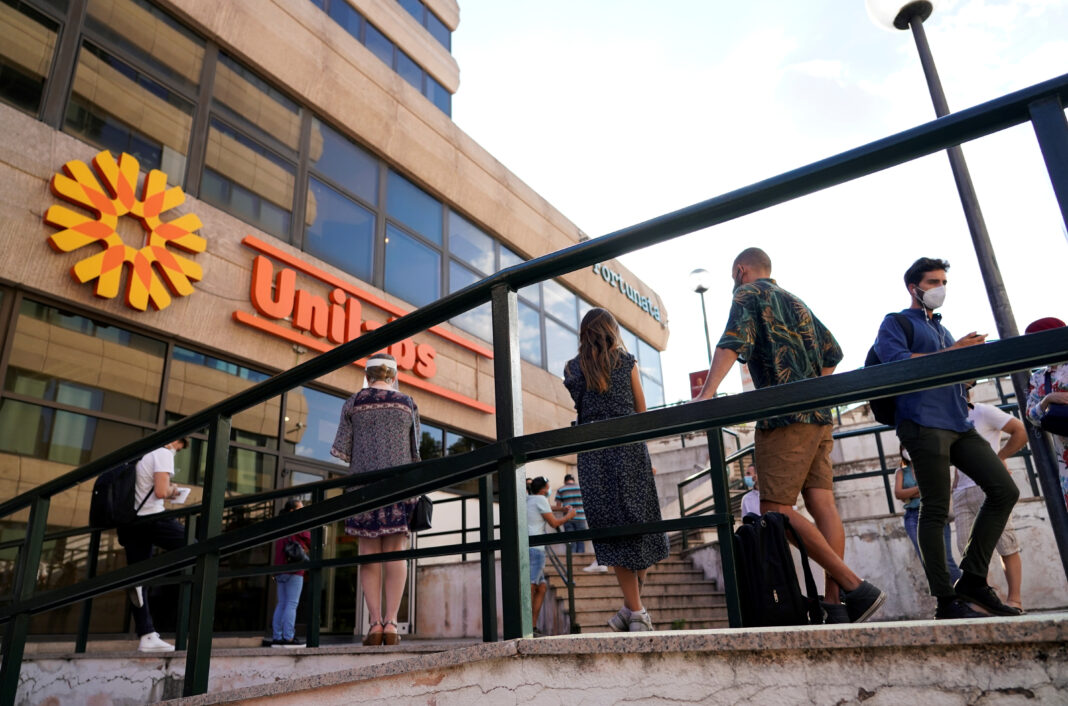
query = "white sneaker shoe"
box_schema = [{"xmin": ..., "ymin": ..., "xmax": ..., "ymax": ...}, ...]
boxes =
[
  {"xmin": 583, "ymin": 561, "xmax": 608, "ymax": 573},
  {"xmin": 138, "ymin": 632, "xmax": 175, "ymax": 653}
]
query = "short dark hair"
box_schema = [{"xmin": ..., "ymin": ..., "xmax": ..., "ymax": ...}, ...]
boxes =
[
  {"xmin": 564, "ymin": 474, "xmax": 575, "ymax": 482},
  {"xmin": 904, "ymin": 257, "xmax": 950, "ymax": 288},
  {"xmin": 282, "ymin": 498, "xmax": 302, "ymax": 513},
  {"xmin": 529, "ymin": 476, "xmax": 549, "ymax": 495}
]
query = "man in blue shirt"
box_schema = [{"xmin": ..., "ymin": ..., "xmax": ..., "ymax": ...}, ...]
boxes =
[{"xmin": 874, "ymin": 257, "xmax": 1021, "ymax": 619}]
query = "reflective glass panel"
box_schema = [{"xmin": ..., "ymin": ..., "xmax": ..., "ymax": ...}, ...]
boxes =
[
  {"xmin": 202, "ymin": 118, "xmax": 294, "ymax": 240},
  {"xmin": 618, "ymin": 324, "xmax": 638, "ymax": 356},
  {"xmin": 6, "ymin": 300, "xmax": 165, "ymax": 422},
  {"xmin": 642, "ymin": 376, "xmax": 665, "ymax": 409},
  {"xmin": 499, "ymin": 246, "xmax": 522, "ymax": 270},
  {"xmin": 363, "ymin": 22, "xmax": 394, "ymax": 67},
  {"xmin": 545, "ymin": 318, "xmax": 578, "ymax": 380},
  {"xmin": 213, "ymin": 52, "xmax": 300, "ymax": 150},
  {"xmin": 426, "ymin": 11, "xmax": 450, "ymax": 50},
  {"xmin": 518, "ymin": 302, "xmax": 541, "ymax": 366},
  {"xmin": 309, "ymin": 118, "xmax": 378, "ymax": 203},
  {"xmin": 448, "ymin": 211, "xmax": 493, "ymax": 274},
  {"xmin": 519, "ymin": 282, "xmax": 539, "ymax": 307},
  {"xmin": 305, "ymin": 177, "xmax": 375, "ymax": 282},
  {"xmin": 66, "ymin": 42, "xmax": 194, "ymax": 181},
  {"xmin": 398, "ymin": 0, "xmax": 421, "ymax": 21},
  {"xmin": 0, "ymin": 1, "xmax": 58, "ymax": 116},
  {"xmin": 449, "ymin": 261, "xmax": 491, "ymax": 342},
  {"xmin": 543, "ymin": 280, "xmax": 577, "ymax": 328},
  {"xmin": 383, "ymin": 225, "xmax": 440, "ymax": 307},
  {"xmin": 637, "ymin": 338, "xmax": 663, "ymax": 384},
  {"xmin": 284, "ymin": 386, "xmax": 347, "ymax": 465},
  {"xmin": 446, "ymin": 432, "xmax": 483, "ymax": 456},
  {"xmin": 419, "ymin": 422, "xmax": 443, "ymax": 459},
  {"xmin": 327, "ymin": 0, "xmax": 362, "ymax": 37},
  {"xmin": 426, "ymin": 75, "xmax": 450, "ymax": 115},
  {"xmin": 386, "ymin": 171, "xmax": 441, "ymax": 244},
  {"xmin": 578, "ymin": 297, "xmax": 593, "ymax": 324},
  {"xmin": 396, "ymin": 49, "xmax": 421, "ymax": 91},
  {"xmin": 0, "ymin": 399, "xmax": 145, "ymax": 466}
]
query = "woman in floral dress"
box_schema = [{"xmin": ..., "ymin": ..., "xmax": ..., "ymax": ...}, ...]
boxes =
[
  {"xmin": 331, "ymin": 353, "xmax": 420, "ymax": 645},
  {"xmin": 1024, "ymin": 317, "xmax": 1068, "ymax": 510},
  {"xmin": 563, "ymin": 308, "xmax": 669, "ymax": 632}
]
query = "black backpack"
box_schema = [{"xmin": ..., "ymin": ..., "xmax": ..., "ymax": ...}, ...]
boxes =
[
  {"xmin": 89, "ymin": 457, "xmax": 149, "ymax": 529},
  {"xmin": 733, "ymin": 512, "xmax": 822, "ymax": 627},
  {"xmin": 864, "ymin": 313, "xmax": 915, "ymax": 426}
]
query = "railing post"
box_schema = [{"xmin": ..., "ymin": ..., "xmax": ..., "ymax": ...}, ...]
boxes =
[
  {"xmin": 306, "ymin": 487, "xmax": 324, "ymax": 648},
  {"xmin": 873, "ymin": 433, "xmax": 895, "ymax": 515},
  {"xmin": 705, "ymin": 428, "xmax": 741, "ymax": 627},
  {"xmin": 565, "ymin": 544, "xmax": 578, "ymax": 633},
  {"xmin": 74, "ymin": 529, "xmax": 102, "ymax": 653},
  {"xmin": 0, "ymin": 495, "xmax": 50, "ymax": 704},
  {"xmin": 678, "ymin": 490, "xmax": 689, "ymax": 551},
  {"xmin": 174, "ymin": 515, "xmax": 196, "ymax": 651},
  {"xmin": 491, "ymin": 283, "xmax": 531, "ymax": 639},
  {"xmin": 183, "ymin": 415, "xmax": 231, "ymax": 697},
  {"xmin": 478, "ymin": 475, "xmax": 498, "ymax": 642},
  {"xmin": 1029, "ymin": 95, "xmax": 1068, "ymax": 232},
  {"xmin": 461, "ymin": 499, "xmax": 468, "ymax": 562}
]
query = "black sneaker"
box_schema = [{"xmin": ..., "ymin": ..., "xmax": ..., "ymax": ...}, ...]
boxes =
[
  {"xmin": 953, "ymin": 577, "xmax": 1024, "ymax": 617},
  {"xmin": 261, "ymin": 637, "xmax": 274, "ymax": 647},
  {"xmin": 821, "ymin": 600, "xmax": 849, "ymax": 624},
  {"xmin": 271, "ymin": 637, "xmax": 306, "ymax": 648},
  {"xmin": 935, "ymin": 597, "xmax": 987, "ymax": 620},
  {"xmin": 841, "ymin": 580, "xmax": 886, "ymax": 623}
]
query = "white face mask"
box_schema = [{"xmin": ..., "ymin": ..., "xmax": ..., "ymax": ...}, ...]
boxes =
[{"xmin": 915, "ymin": 284, "xmax": 946, "ymax": 310}]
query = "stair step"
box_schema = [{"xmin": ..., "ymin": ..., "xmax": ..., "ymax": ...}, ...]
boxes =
[
  {"xmin": 575, "ymin": 606, "xmax": 728, "ymax": 623},
  {"xmin": 571, "ymin": 595, "xmax": 726, "ymax": 612},
  {"xmin": 573, "ymin": 618, "xmax": 730, "ymax": 633},
  {"xmin": 545, "ymin": 572, "xmax": 712, "ymax": 587},
  {"xmin": 559, "ymin": 584, "xmax": 723, "ymax": 599}
]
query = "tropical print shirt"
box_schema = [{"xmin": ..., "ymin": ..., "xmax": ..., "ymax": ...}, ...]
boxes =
[{"xmin": 717, "ymin": 278, "xmax": 843, "ymax": 429}]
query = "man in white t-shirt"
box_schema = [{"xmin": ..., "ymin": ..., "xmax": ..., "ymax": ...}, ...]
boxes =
[
  {"xmin": 954, "ymin": 398, "xmax": 1028, "ymax": 613},
  {"xmin": 116, "ymin": 439, "xmax": 189, "ymax": 652},
  {"xmin": 526, "ymin": 476, "xmax": 574, "ymax": 635}
]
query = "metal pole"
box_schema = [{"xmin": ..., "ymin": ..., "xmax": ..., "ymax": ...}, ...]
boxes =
[
  {"xmin": 478, "ymin": 475, "xmax": 498, "ymax": 642},
  {"xmin": 908, "ymin": 14, "xmax": 1068, "ymax": 580},
  {"xmin": 698, "ymin": 290, "xmax": 713, "ymax": 366},
  {"xmin": 705, "ymin": 428, "xmax": 741, "ymax": 627}
]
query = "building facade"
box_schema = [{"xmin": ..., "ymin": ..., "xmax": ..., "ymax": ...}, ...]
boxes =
[{"xmin": 0, "ymin": 0, "xmax": 668, "ymax": 636}]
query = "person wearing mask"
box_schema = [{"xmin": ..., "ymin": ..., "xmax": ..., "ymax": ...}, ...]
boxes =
[
  {"xmin": 1024, "ymin": 317, "xmax": 1068, "ymax": 511},
  {"xmin": 740, "ymin": 464, "xmax": 761, "ymax": 518}
]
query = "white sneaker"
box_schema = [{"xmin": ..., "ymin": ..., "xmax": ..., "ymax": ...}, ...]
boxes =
[
  {"xmin": 583, "ymin": 562, "xmax": 608, "ymax": 573},
  {"xmin": 138, "ymin": 632, "xmax": 175, "ymax": 653}
]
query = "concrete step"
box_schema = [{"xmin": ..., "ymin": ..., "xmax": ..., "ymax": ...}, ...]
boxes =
[
  {"xmin": 572, "ymin": 594, "xmax": 726, "ymax": 612},
  {"xmin": 558, "ymin": 583, "xmax": 723, "ymax": 599},
  {"xmin": 574, "ymin": 618, "xmax": 730, "ymax": 633},
  {"xmin": 575, "ymin": 606, "xmax": 729, "ymax": 625},
  {"xmin": 545, "ymin": 570, "xmax": 711, "ymax": 586}
]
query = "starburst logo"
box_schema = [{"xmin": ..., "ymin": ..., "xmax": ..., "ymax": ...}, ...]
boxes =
[{"xmin": 44, "ymin": 150, "xmax": 206, "ymax": 311}]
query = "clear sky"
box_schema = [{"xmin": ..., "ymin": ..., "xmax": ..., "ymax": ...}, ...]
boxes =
[{"xmin": 450, "ymin": 0, "xmax": 1068, "ymax": 404}]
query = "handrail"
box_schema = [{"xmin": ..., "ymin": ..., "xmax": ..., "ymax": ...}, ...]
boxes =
[{"xmin": 0, "ymin": 71, "xmax": 1066, "ymax": 701}]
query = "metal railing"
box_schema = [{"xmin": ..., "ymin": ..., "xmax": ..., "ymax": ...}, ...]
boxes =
[{"xmin": 0, "ymin": 72, "xmax": 1066, "ymax": 703}]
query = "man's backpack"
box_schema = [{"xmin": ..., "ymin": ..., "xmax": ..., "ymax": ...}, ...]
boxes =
[
  {"xmin": 863, "ymin": 313, "xmax": 915, "ymax": 426},
  {"xmin": 89, "ymin": 457, "xmax": 150, "ymax": 529},
  {"xmin": 733, "ymin": 512, "xmax": 822, "ymax": 627}
]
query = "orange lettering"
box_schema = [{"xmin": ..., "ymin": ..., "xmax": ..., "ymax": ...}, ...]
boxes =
[
  {"xmin": 414, "ymin": 343, "xmax": 436, "ymax": 378},
  {"xmin": 293, "ymin": 290, "xmax": 328, "ymax": 337},
  {"xmin": 389, "ymin": 339, "xmax": 417, "ymax": 370},
  {"xmin": 250, "ymin": 256, "xmax": 294, "ymax": 319}
]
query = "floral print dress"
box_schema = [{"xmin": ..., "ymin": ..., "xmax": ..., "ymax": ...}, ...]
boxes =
[
  {"xmin": 331, "ymin": 388, "xmax": 420, "ymax": 537},
  {"xmin": 1027, "ymin": 364, "xmax": 1068, "ymax": 510}
]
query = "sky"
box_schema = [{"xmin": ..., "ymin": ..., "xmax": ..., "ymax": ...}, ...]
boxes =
[{"xmin": 449, "ymin": 0, "xmax": 1068, "ymax": 404}]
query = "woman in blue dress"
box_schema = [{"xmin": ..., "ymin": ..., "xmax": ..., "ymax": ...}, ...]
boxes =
[{"xmin": 563, "ymin": 308, "xmax": 669, "ymax": 632}]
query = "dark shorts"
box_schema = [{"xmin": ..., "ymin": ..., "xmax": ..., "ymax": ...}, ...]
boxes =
[{"xmin": 754, "ymin": 423, "xmax": 834, "ymax": 505}]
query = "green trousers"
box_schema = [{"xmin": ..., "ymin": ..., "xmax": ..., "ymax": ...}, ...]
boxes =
[{"xmin": 897, "ymin": 419, "xmax": 1020, "ymax": 597}]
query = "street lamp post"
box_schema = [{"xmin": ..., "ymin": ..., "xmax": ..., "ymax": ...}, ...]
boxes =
[
  {"xmin": 867, "ymin": 0, "xmax": 1068, "ymax": 578},
  {"xmin": 689, "ymin": 268, "xmax": 714, "ymax": 366}
]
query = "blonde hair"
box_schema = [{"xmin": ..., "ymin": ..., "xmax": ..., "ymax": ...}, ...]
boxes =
[{"xmin": 365, "ymin": 352, "xmax": 397, "ymax": 382}]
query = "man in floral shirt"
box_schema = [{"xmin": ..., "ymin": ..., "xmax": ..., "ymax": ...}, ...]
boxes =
[{"xmin": 694, "ymin": 247, "xmax": 885, "ymax": 623}]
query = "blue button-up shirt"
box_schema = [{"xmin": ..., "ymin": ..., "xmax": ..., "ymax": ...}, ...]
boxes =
[{"xmin": 873, "ymin": 308, "xmax": 972, "ymax": 433}]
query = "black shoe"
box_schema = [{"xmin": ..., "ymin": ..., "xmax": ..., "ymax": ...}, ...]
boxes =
[
  {"xmin": 271, "ymin": 637, "xmax": 306, "ymax": 648},
  {"xmin": 821, "ymin": 600, "xmax": 849, "ymax": 624},
  {"xmin": 261, "ymin": 637, "xmax": 274, "ymax": 647},
  {"xmin": 935, "ymin": 597, "xmax": 987, "ymax": 620},
  {"xmin": 953, "ymin": 577, "xmax": 1024, "ymax": 617},
  {"xmin": 841, "ymin": 580, "xmax": 887, "ymax": 623}
]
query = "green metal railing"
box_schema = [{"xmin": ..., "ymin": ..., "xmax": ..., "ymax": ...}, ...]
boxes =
[{"xmin": 0, "ymin": 72, "xmax": 1066, "ymax": 703}]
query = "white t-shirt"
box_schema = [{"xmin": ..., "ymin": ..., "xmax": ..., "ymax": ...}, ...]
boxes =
[
  {"xmin": 526, "ymin": 493, "xmax": 552, "ymax": 545},
  {"xmin": 958, "ymin": 403, "xmax": 1014, "ymax": 491},
  {"xmin": 740, "ymin": 489, "xmax": 761, "ymax": 518},
  {"xmin": 135, "ymin": 446, "xmax": 176, "ymax": 516}
]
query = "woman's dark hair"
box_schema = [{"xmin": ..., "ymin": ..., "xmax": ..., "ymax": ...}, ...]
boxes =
[
  {"xmin": 578, "ymin": 308, "xmax": 623, "ymax": 394},
  {"xmin": 282, "ymin": 498, "xmax": 302, "ymax": 513},
  {"xmin": 529, "ymin": 476, "xmax": 549, "ymax": 495},
  {"xmin": 904, "ymin": 257, "xmax": 950, "ymax": 287}
]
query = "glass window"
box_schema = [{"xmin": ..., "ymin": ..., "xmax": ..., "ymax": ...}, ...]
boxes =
[
  {"xmin": 84, "ymin": 0, "xmax": 203, "ymax": 95},
  {"xmin": 383, "ymin": 225, "xmax": 440, "ymax": 307},
  {"xmin": 363, "ymin": 21, "xmax": 394, "ymax": 67},
  {"xmin": 637, "ymin": 338, "xmax": 663, "ymax": 385},
  {"xmin": 618, "ymin": 325, "xmax": 639, "ymax": 356},
  {"xmin": 426, "ymin": 75, "xmax": 451, "ymax": 115},
  {"xmin": 518, "ymin": 302, "xmax": 541, "ymax": 366},
  {"xmin": 5, "ymin": 300, "xmax": 166, "ymax": 423},
  {"xmin": 398, "ymin": 0, "xmax": 421, "ymax": 22},
  {"xmin": 446, "ymin": 432, "xmax": 483, "ymax": 455},
  {"xmin": 386, "ymin": 171, "xmax": 441, "ymax": 244},
  {"xmin": 202, "ymin": 118, "xmax": 295, "ymax": 240},
  {"xmin": 284, "ymin": 386, "xmax": 347, "ymax": 465},
  {"xmin": 519, "ymin": 282, "xmax": 539, "ymax": 307},
  {"xmin": 212, "ymin": 53, "xmax": 300, "ymax": 151},
  {"xmin": 168, "ymin": 346, "xmax": 279, "ymax": 450},
  {"xmin": 426, "ymin": 11, "xmax": 450, "ymax": 50},
  {"xmin": 0, "ymin": 399, "xmax": 145, "ymax": 466},
  {"xmin": 227, "ymin": 447, "xmax": 276, "ymax": 495},
  {"xmin": 578, "ymin": 297, "xmax": 593, "ymax": 324},
  {"xmin": 545, "ymin": 318, "xmax": 578, "ymax": 380},
  {"xmin": 642, "ymin": 377, "xmax": 665, "ymax": 409},
  {"xmin": 543, "ymin": 280, "xmax": 577, "ymax": 328},
  {"xmin": 396, "ymin": 49, "xmax": 421, "ymax": 91},
  {"xmin": 419, "ymin": 422, "xmax": 443, "ymax": 460},
  {"xmin": 0, "ymin": 0, "xmax": 59, "ymax": 116},
  {"xmin": 65, "ymin": 42, "xmax": 195, "ymax": 180},
  {"xmin": 309, "ymin": 118, "xmax": 378, "ymax": 204},
  {"xmin": 448, "ymin": 211, "xmax": 493, "ymax": 274},
  {"xmin": 305, "ymin": 177, "xmax": 375, "ymax": 282},
  {"xmin": 499, "ymin": 246, "xmax": 522, "ymax": 271},
  {"xmin": 327, "ymin": 0, "xmax": 362, "ymax": 38},
  {"xmin": 449, "ymin": 261, "xmax": 491, "ymax": 342}
]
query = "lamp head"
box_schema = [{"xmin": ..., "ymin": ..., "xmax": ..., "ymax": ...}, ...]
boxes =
[
  {"xmin": 688, "ymin": 268, "xmax": 713, "ymax": 294},
  {"xmin": 866, "ymin": 0, "xmax": 934, "ymax": 30}
]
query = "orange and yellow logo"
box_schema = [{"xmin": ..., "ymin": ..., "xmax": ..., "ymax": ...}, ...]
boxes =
[{"xmin": 44, "ymin": 151, "xmax": 206, "ymax": 311}]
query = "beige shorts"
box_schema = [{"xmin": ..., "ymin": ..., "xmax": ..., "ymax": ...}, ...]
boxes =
[
  {"xmin": 754, "ymin": 423, "xmax": 834, "ymax": 506},
  {"xmin": 953, "ymin": 484, "xmax": 1020, "ymax": 557}
]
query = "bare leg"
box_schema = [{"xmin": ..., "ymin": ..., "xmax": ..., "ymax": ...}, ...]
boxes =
[
  {"xmin": 761, "ymin": 499, "xmax": 861, "ymax": 593},
  {"xmin": 381, "ymin": 533, "xmax": 408, "ymax": 632},
  {"xmin": 531, "ymin": 581, "xmax": 547, "ymax": 625},
  {"xmin": 613, "ymin": 566, "xmax": 643, "ymax": 612},
  {"xmin": 358, "ymin": 537, "xmax": 384, "ymax": 633},
  {"xmin": 1001, "ymin": 551, "xmax": 1023, "ymax": 609},
  {"xmin": 801, "ymin": 487, "xmax": 846, "ymax": 603}
]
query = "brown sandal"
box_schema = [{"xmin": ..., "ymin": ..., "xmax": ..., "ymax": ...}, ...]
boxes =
[
  {"xmin": 361, "ymin": 621, "xmax": 384, "ymax": 646},
  {"xmin": 382, "ymin": 620, "xmax": 400, "ymax": 646}
]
